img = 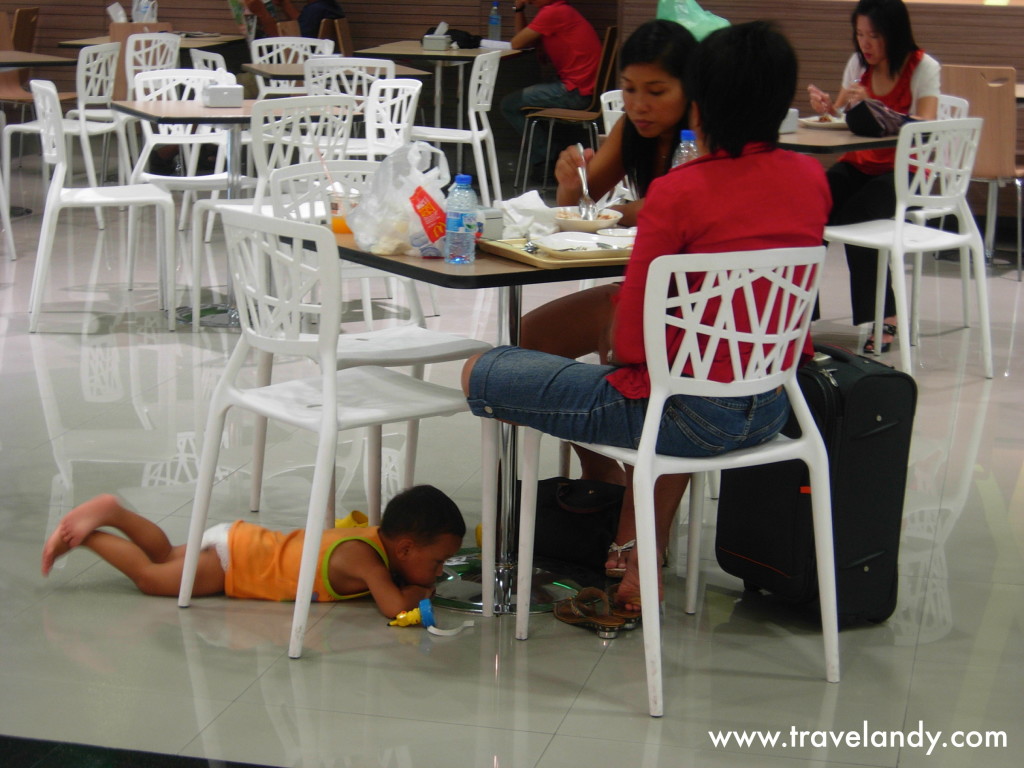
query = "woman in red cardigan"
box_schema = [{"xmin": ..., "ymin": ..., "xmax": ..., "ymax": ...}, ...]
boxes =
[{"xmin": 462, "ymin": 21, "xmax": 831, "ymax": 608}]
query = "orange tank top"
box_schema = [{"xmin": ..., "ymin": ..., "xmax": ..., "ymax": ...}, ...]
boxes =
[{"xmin": 224, "ymin": 520, "xmax": 387, "ymax": 602}]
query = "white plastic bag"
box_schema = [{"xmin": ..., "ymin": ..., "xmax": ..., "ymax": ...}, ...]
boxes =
[{"xmin": 348, "ymin": 142, "xmax": 451, "ymax": 258}]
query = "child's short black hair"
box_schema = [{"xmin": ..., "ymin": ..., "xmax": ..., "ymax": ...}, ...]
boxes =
[
  {"xmin": 379, "ymin": 485, "xmax": 466, "ymax": 544},
  {"xmin": 686, "ymin": 21, "xmax": 797, "ymax": 157}
]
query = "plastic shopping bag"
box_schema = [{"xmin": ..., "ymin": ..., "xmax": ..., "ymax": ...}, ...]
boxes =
[
  {"xmin": 656, "ymin": 0, "xmax": 729, "ymax": 41},
  {"xmin": 347, "ymin": 142, "xmax": 450, "ymax": 259}
]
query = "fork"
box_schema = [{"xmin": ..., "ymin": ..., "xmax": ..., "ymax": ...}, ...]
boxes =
[{"xmin": 575, "ymin": 143, "xmax": 597, "ymax": 221}]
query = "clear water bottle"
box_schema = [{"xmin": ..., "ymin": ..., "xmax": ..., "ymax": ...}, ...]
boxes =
[
  {"xmin": 443, "ymin": 174, "xmax": 479, "ymax": 264},
  {"xmin": 487, "ymin": 1, "xmax": 501, "ymax": 40},
  {"xmin": 671, "ymin": 129, "xmax": 699, "ymax": 167}
]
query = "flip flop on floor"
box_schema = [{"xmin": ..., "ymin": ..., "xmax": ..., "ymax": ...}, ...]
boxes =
[
  {"xmin": 607, "ymin": 583, "xmax": 642, "ymax": 630},
  {"xmin": 553, "ymin": 587, "xmax": 626, "ymax": 639}
]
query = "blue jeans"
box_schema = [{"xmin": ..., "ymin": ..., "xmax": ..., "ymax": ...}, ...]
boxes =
[
  {"xmin": 467, "ymin": 347, "xmax": 791, "ymax": 458},
  {"xmin": 500, "ymin": 81, "xmax": 590, "ymax": 165}
]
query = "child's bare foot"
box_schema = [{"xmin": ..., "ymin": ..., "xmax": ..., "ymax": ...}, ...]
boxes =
[
  {"xmin": 41, "ymin": 525, "xmax": 72, "ymax": 576},
  {"xmin": 41, "ymin": 494, "xmax": 125, "ymax": 575}
]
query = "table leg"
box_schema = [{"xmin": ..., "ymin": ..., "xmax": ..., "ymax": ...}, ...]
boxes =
[
  {"xmin": 434, "ymin": 61, "xmax": 443, "ymax": 128},
  {"xmin": 433, "ymin": 285, "xmax": 581, "ymax": 614}
]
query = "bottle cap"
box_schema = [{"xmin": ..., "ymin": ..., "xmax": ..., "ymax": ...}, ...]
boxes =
[
  {"xmin": 454, "ymin": 174, "xmax": 473, "ymax": 185},
  {"xmin": 681, "ymin": 129, "xmax": 696, "ymax": 141}
]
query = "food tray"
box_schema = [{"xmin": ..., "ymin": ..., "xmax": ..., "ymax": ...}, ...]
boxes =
[{"xmin": 477, "ymin": 238, "xmax": 630, "ymax": 269}]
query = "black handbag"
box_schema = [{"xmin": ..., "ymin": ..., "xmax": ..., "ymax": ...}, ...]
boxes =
[
  {"xmin": 528, "ymin": 477, "xmax": 625, "ymax": 571},
  {"xmin": 844, "ymin": 98, "xmax": 915, "ymax": 137}
]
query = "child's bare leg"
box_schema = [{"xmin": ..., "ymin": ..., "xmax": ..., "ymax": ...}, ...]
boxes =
[
  {"xmin": 82, "ymin": 533, "xmax": 225, "ymax": 597},
  {"xmin": 42, "ymin": 494, "xmax": 174, "ymax": 575}
]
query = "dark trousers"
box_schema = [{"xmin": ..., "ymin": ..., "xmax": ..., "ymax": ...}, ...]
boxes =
[{"xmin": 827, "ymin": 162, "xmax": 898, "ymax": 326}]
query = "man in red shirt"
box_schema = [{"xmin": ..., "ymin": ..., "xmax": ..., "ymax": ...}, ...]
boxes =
[{"xmin": 501, "ymin": 0, "xmax": 601, "ymax": 172}]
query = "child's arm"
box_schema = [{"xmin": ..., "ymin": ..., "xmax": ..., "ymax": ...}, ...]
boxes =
[
  {"xmin": 361, "ymin": 561, "xmax": 432, "ymax": 618},
  {"xmin": 328, "ymin": 541, "xmax": 431, "ymax": 618}
]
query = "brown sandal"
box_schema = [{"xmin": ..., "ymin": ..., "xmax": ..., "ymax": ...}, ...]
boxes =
[{"xmin": 553, "ymin": 587, "xmax": 625, "ymax": 639}]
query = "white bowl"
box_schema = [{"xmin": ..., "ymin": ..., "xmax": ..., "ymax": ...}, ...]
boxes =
[{"xmin": 553, "ymin": 207, "xmax": 623, "ymax": 233}]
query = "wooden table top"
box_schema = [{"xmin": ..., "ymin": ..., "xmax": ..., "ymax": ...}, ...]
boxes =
[
  {"xmin": 356, "ymin": 40, "xmax": 522, "ymax": 63},
  {"xmin": 778, "ymin": 124, "xmax": 900, "ymax": 154},
  {"xmin": 0, "ymin": 50, "xmax": 77, "ymax": 67},
  {"xmin": 243, "ymin": 61, "xmax": 430, "ymax": 80},
  {"xmin": 60, "ymin": 33, "xmax": 245, "ymax": 50},
  {"xmin": 112, "ymin": 99, "xmax": 256, "ymax": 125},
  {"xmin": 335, "ymin": 233, "xmax": 625, "ymax": 290}
]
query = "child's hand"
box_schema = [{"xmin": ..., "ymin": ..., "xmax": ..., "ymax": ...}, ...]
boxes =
[{"xmin": 401, "ymin": 584, "xmax": 433, "ymax": 606}]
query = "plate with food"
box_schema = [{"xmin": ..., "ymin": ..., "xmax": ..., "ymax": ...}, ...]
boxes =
[
  {"xmin": 799, "ymin": 114, "xmax": 848, "ymax": 130},
  {"xmin": 533, "ymin": 231, "xmax": 633, "ymax": 259},
  {"xmin": 553, "ymin": 206, "xmax": 623, "ymax": 233}
]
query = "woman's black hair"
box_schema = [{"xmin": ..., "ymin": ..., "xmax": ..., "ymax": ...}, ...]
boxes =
[
  {"xmin": 380, "ymin": 485, "xmax": 465, "ymax": 543},
  {"xmin": 851, "ymin": 0, "xmax": 918, "ymax": 79},
  {"xmin": 618, "ymin": 19, "xmax": 698, "ymax": 197},
  {"xmin": 685, "ymin": 21, "xmax": 796, "ymax": 158}
]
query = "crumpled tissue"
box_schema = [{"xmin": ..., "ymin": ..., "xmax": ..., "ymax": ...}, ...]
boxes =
[{"xmin": 500, "ymin": 191, "xmax": 558, "ymax": 240}]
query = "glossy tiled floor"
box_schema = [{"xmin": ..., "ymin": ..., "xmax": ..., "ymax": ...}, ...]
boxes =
[{"xmin": 1, "ymin": 153, "xmax": 1021, "ymax": 768}]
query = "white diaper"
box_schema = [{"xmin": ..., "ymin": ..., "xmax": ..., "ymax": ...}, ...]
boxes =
[{"xmin": 200, "ymin": 522, "xmax": 232, "ymax": 571}]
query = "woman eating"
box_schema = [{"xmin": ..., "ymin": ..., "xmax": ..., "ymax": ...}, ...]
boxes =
[
  {"xmin": 808, "ymin": 0, "xmax": 939, "ymax": 353},
  {"xmin": 463, "ymin": 21, "xmax": 831, "ymax": 607},
  {"xmin": 551, "ymin": 19, "xmax": 697, "ymax": 228}
]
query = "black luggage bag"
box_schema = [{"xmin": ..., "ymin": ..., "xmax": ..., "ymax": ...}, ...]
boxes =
[{"xmin": 715, "ymin": 344, "xmax": 917, "ymax": 625}]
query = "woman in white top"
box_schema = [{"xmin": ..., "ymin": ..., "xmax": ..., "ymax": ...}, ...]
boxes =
[{"xmin": 808, "ymin": 0, "xmax": 939, "ymax": 353}]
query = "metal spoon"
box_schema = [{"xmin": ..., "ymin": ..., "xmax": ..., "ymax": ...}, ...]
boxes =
[{"xmin": 575, "ymin": 143, "xmax": 597, "ymax": 221}]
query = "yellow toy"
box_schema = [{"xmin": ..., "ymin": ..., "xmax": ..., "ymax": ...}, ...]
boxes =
[
  {"xmin": 335, "ymin": 510, "xmax": 368, "ymax": 528},
  {"xmin": 388, "ymin": 598, "xmax": 435, "ymax": 627}
]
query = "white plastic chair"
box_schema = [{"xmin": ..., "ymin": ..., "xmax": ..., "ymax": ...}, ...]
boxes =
[
  {"xmin": 189, "ymin": 94, "xmax": 359, "ymax": 326},
  {"xmin": 26, "ymin": 80, "xmax": 176, "ymax": 332},
  {"xmin": 250, "ymin": 36, "xmax": 334, "ymax": 98},
  {"xmin": 937, "ymin": 93, "xmax": 969, "ymax": 120},
  {"xmin": 189, "ymin": 49, "xmax": 227, "ymax": 72},
  {"xmin": 260, "ymin": 159, "xmax": 492, "ymax": 503},
  {"xmin": 511, "ymin": 246, "xmax": 837, "ymax": 717},
  {"xmin": 302, "ymin": 56, "xmax": 395, "ymax": 113},
  {"xmin": 0, "ymin": 112, "xmax": 15, "ymax": 261},
  {"xmin": 177, "ymin": 206, "xmax": 498, "ymax": 658},
  {"xmin": 600, "ymin": 88, "xmax": 624, "ymax": 134},
  {"xmin": 902, "ymin": 94, "xmax": 971, "ymax": 284},
  {"xmin": 410, "ymin": 51, "xmax": 503, "ymax": 205},
  {"xmin": 824, "ymin": 118, "xmax": 992, "ymax": 378},
  {"xmin": 123, "ymin": 33, "xmax": 180, "ymax": 160},
  {"xmin": 344, "ymin": 78, "xmax": 421, "ymax": 161},
  {"xmin": 3, "ymin": 43, "xmax": 131, "ymax": 220},
  {"xmin": 129, "ymin": 68, "xmax": 255, "ymax": 248}
]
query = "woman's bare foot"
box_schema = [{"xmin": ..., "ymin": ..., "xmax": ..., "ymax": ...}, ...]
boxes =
[
  {"xmin": 614, "ymin": 546, "xmax": 663, "ymax": 613},
  {"xmin": 604, "ymin": 539, "xmax": 634, "ymax": 578},
  {"xmin": 41, "ymin": 494, "xmax": 126, "ymax": 575}
]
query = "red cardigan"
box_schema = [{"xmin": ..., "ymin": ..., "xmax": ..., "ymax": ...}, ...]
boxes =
[{"xmin": 607, "ymin": 143, "xmax": 831, "ymax": 399}]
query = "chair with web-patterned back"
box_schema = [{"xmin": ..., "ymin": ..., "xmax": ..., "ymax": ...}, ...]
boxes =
[{"xmin": 510, "ymin": 246, "xmax": 836, "ymax": 717}]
